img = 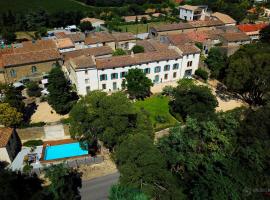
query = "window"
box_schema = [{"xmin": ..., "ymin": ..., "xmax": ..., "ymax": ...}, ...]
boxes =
[
  {"xmin": 31, "ymin": 66, "xmax": 37, "ymax": 73},
  {"xmin": 187, "ymin": 61, "xmax": 193, "ymax": 67},
  {"xmin": 164, "ymin": 74, "xmax": 168, "ymax": 80},
  {"xmin": 86, "ymin": 86, "xmax": 91, "ymax": 94},
  {"xmin": 120, "ymin": 72, "xmax": 127, "ymax": 78},
  {"xmin": 184, "ymin": 69, "xmax": 192, "ymax": 77},
  {"xmin": 154, "ymin": 75, "xmax": 159, "ymax": 83},
  {"xmin": 113, "ymin": 82, "xmax": 117, "ymax": 90},
  {"xmin": 102, "ymin": 84, "xmax": 106, "ymax": 90},
  {"xmin": 173, "ymin": 63, "xmax": 179, "ymax": 70},
  {"xmin": 85, "ymin": 70, "xmax": 88, "ymax": 75},
  {"xmin": 85, "ymin": 79, "xmax": 89, "ymax": 84},
  {"xmin": 144, "ymin": 68, "xmax": 150, "ymax": 74},
  {"xmin": 164, "ymin": 65, "xmax": 170, "ymax": 71},
  {"xmin": 111, "ymin": 73, "xmax": 118, "ymax": 80},
  {"xmin": 10, "ymin": 69, "xmax": 16, "ymax": 77},
  {"xmin": 100, "ymin": 74, "xmax": 107, "ymax": 81},
  {"xmin": 173, "ymin": 72, "xmax": 177, "ymax": 78},
  {"xmin": 154, "ymin": 66, "xmax": 161, "ymax": 73}
]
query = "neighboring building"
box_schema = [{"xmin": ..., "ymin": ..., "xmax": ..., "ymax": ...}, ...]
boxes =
[
  {"xmin": 237, "ymin": 23, "xmax": 268, "ymax": 40},
  {"xmin": 112, "ymin": 32, "xmax": 136, "ymax": 50},
  {"xmin": 179, "ymin": 5, "xmax": 208, "ymax": 21},
  {"xmin": 54, "ymin": 38, "xmax": 76, "ymax": 53},
  {"xmin": 0, "ymin": 128, "xmax": 21, "ymax": 164},
  {"xmin": 64, "ymin": 42, "xmax": 200, "ymax": 95},
  {"xmin": 80, "ymin": 18, "xmax": 105, "ymax": 28},
  {"xmin": 211, "ymin": 12, "xmax": 236, "ymax": 26},
  {"xmin": 85, "ymin": 32, "xmax": 116, "ymax": 49}
]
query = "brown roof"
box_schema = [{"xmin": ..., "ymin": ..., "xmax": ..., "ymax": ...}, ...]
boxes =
[
  {"xmin": 13, "ymin": 40, "xmax": 57, "ymax": 53},
  {"xmin": 96, "ymin": 49, "xmax": 181, "ymax": 69},
  {"xmin": 68, "ymin": 33, "xmax": 85, "ymax": 43},
  {"xmin": 136, "ymin": 39, "xmax": 169, "ymax": 52},
  {"xmin": 219, "ymin": 32, "xmax": 250, "ymax": 42},
  {"xmin": 152, "ymin": 22, "xmax": 193, "ymax": 32},
  {"xmin": 55, "ymin": 38, "xmax": 75, "ymax": 49},
  {"xmin": 167, "ymin": 34, "xmax": 193, "ymax": 45},
  {"xmin": 63, "ymin": 46, "xmax": 113, "ymax": 61},
  {"xmin": 211, "ymin": 12, "xmax": 236, "ymax": 24},
  {"xmin": 177, "ymin": 44, "xmax": 201, "ymax": 55},
  {"xmin": 112, "ymin": 32, "xmax": 136, "ymax": 42},
  {"xmin": 85, "ymin": 32, "xmax": 115, "ymax": 45},
  {"xmin": 188, "ymin": 19, "xmax": 224, "ymax": 28},
  {"xmin": 69, "ymin": 55, "xmax": 96, "ymax": 69},
  {"xmin": 0, "ymin": 128, "xmax": 13, "ymax": 148},
  {"xmin": 54, "ymin": 32, "xmax": 67, "ymax": 39},
  {"xmin": 2, "ymin": 49, "xmax": 61, "ymax": 67}
]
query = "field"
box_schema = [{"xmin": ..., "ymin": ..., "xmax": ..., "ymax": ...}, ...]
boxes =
[
  {"xmin": 0, "ymin": 0, "xmax": 91, "ymax": 14},
  {"xmin": 118, "ymin": 22, "xmax": 169, "ymax": 34},
  {"xmin": 134, "ymin": 95, "xmax": 178, "ymax": 131}
]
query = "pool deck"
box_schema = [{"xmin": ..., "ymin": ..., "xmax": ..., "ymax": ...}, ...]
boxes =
[{"xmin": 40, "ymin": 139, "xmax": 90, "ymax": 163}]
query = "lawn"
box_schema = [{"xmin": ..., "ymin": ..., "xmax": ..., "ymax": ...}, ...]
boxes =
[
  {"xmin": 0, "ymin": 0, "xmax": 91, "ymax": 14},
  {"xmin": 134, "ymin": 95, "xmax": 178, "ymax": 131},
  {"xmin": 118, "ymin": 22, "xmax": 169, "ymax": 34}
]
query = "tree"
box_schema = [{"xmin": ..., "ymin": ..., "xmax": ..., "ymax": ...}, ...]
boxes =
[
  {"xmin": 195, "ymin": 68, "xmax": 208, "ymax": 81},
  {"xmin": 0, "ymin": 103, "xmax": 23, "ymax": 127},
  {"xmin": 47, "ymin": 66, "xmax": 77, "ymax": 114},
  {"xmin": 79, "ymin": 21, "xmax": 94, "ymax": 32},
  {"xmin": 260, "ymin": 24, "xmax": 270, "ymax": 43},
  {"xmin": 123, "ymin": 68, "xmax": 153, "ymax": 99},
  {"xmin": 224, "ymin": 43, "xmax": 270, "ymax": 105},
  {"xmin": 69, "ymin": 91, "xmax": 152, "ymax": 150},
  {"xmin": 26, "ymin": 81, "xmax": 41, "ymax": 97},
  {"xmin": 45, "ymin": 164, "xmax": 82, "ymax": 200},
  {"xmin": 115, "ymin": 134, "xmax": 185, "ymax": 199},
  {"xmin": 170, "ymin": 80, "xmax": 218, "ymax": 121},
  {"xmin": 1, "ymin": 30, "xmax": 16, "ymax": 44},
  {"xmin": 112, "ymin": 48, "xmax": 127, "ymax": 56},
  {"xmin": 109, "ymin": 184, "xmax": 149, "ymax": 200},
  {"xmin": 205, "ymin": 47, "xmax": 226, "ymax": 79},
  {"xmin": 131, "ymin": 45, "xmax": 144, "ymax": 54}
]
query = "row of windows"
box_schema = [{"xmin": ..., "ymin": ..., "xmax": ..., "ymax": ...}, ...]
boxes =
[{"xmin": 10, "ymin": 66, "xmax": 37, "ymax": 77}]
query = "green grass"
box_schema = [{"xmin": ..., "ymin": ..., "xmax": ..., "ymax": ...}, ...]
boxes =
[
  {"xmin": 0, "ymin": 0, "xmax": 91, "ymax": 14},
  {"xmin": 118, "ymin": 22, "xmax": 169, "ymax": 34},
  {"xmin": 134, "ymin": 95, "xmax": 178, "ymax": 131}
]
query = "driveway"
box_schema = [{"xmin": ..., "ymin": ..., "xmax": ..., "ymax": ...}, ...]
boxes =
[{"xmin": 80, "ymin": 172, "xmax": 119, "ymax": 200}]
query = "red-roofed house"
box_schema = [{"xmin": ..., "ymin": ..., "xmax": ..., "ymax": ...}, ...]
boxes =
[{"xmin": 237, "ymin": 23, "xmax": 268, "ymax": 40}]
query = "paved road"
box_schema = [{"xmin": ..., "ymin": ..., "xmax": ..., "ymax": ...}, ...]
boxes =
[{"xmin": 80, "ymin": 172, "xmax": 120, "ymax": 200}]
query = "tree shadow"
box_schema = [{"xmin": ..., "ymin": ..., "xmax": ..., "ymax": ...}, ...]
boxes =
[
  {"xmin": 23, "ymin": 102, "xmax": 38, "ymax": 124},
  {"xmin": 215, "ymin": 83, "xmax": 241, "ymax": 102}
]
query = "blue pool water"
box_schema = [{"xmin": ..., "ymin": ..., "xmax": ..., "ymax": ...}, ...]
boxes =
[{"xmin": 44, "ymin": 142, "xmax": 88, "ymax": 161}]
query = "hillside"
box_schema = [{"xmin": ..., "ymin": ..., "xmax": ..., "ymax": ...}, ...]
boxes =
[{"xmin": 0, "ymin": 0, "xmax": 91, "ymax": 14}]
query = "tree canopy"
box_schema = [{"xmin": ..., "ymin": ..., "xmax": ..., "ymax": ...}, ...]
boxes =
[
  {"xmin": 0, "ymin": 103, "xmax": 23, "ymax": 127},
  {"xmin": 79, "ymin": 21, "xmax": 94, "ymax": 32},
  {"xmin": 132, "ymin": 45, "xmax": 144, "ymax": 54},
  {"xmin": 112, "ymin": 48, "xmax": 127, "ymax": 56},
  {"xmin": 260, "ymin": 24, "xmax": 270, "ymax": 43},
  {"xmin": 122, "ymin": 68, "xmax": 153, "ymax": 99},
  {"xmin": 224, "ymin": 43, "xmax": 270, "ymax": 105},
  {"xmin": 109, "ymin": 184, "xmax": 149, "ymax": 200},
  {"xmin": 47, "ymin": 66, "xmax": 77, "ymax": 114}
]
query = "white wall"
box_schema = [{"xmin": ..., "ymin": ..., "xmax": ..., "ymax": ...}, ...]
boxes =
[
  {"xmin": 179, "ymin": 8, "xmax": 194, "ymax": 21},
  {"xmin": 0, "ymin": 147, "xmax": 11, "ymax": 163}
]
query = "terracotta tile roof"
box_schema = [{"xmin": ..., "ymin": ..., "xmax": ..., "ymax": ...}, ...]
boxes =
[
  {"xmin": 177, "ymin": 44, "xmax": 201, "ymax": 55},
  {"xmin": 69, "ymin": 55, "xmax": 96, "ymax": 69},
  {"xmin": 0, "ymin": 128, "xmax": 13, "ymax": 148},
  {"xmin": 136, "ymin": 39, "xmax": 168, "ymax": 52},
  {"xmin": 85, "ymin": 32, "xmax": 115, "ymax": 45},
  {"xmin": 167, "ymin": 33, "xmax": 193, "ymax": 45},
  {"xmin": 63, "ymin": 46, "xmax": 113, "ymax": 61},
  {"xmin": 80, "ymin": 17, "xmax": 104, "ymax": 24},
  {"xmin": 112, "ymin": 32, "xmax": 136, "ymax": 42},
  {"xmin": 179, "ymin": 5, "xmax": 200, "ymax": 11},
  {"xmin": 68, "ymin": 33, "xmax": 85, "ymax": 43},
  {"xmin": 55, "ymin": 38, "xmax": 75, "ymax": 49},
  {"xmin": 54, "ymin": 32, "xmax": 67, "ymax": 39},
  {"xmin": 2, "ymin": 49, "xmax": 61, "ymax": 67},
  {"xmin": 96, "ymin": 49, "xmax": 181, "ymax": 69},
  {"xmin": 13, "ymin": 40, "xmax": 57, "ymax": 53},
  {"xmin": 188, "ymin": 19, "xmax": 224, "ymax": 28},
  {"xmin": 211, "ymin": 12, "xmax": 236, "ymax": 24},
  {"xmin": 237, "ymin": 23, "xmax": 268, "ymax": 33},
  {"xmin": 152, "ymin": 22, "xmax": 193, "ymax": 32},
  {"xmin": 219, "ymin": 32, "xmax": 250, "ymax": 42}
]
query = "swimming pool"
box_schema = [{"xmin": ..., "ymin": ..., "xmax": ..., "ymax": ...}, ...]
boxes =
[{"xmin": 44, "ymin": 142, "xmax": 88, "ymax": 161}]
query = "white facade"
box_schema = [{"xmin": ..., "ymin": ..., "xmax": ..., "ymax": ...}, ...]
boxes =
[
  {"xmin": 179, "ymin": 8, "xmax": 195, "ymax": 21},
  {"xmin": 179, "ymin": 6, "xmax": 208, "ymax": 21},
  {"xmin": 65, "ymin": 52, "xmax": 200, "ymax": 96},
  {"xmin": 0, "ymin": 147, "xmax": 11, "ymax": 163}
]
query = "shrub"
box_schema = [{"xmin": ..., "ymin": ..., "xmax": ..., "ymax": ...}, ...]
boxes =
[
  {"xmin": 23, "ymin": 140, "xmax": 43, "ymax": 147},
  {"xmin": 132, "ymin": 45, "xmax": 144, "ymax": 54},
  {"xmin": 162, "ymin": 86, "xmax": 175, "ymax": 97},
  {"xmin": 26, "ymin": 81, "xmax": 41, "ymax": 97},
  {"xmin": 155, "ymin": 115, "xmax": 167, "ymax": 123},
  {"xmin": 195, "ymin": 68, "xmax": 208, "ymax": 81},
  {"xmin": 23, "ymin": 164, "xmax": 33, "ymax": 173},
  {"xmin": 112, "ymin": 48, "xmax": 127, "ymax": 56}
]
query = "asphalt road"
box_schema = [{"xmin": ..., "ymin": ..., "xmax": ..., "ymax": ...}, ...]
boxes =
[{"xmin": 80, "ymin": 172, "xmax": 120, "ymax": 200}]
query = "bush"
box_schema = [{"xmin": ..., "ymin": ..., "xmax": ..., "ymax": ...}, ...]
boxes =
[
  {"xmin": 132, "ymin": 45, "xmax": 145, "ymax": 54},
  {"xmin": 19, "ymin": 121, "xmax": 46, "ymax": 128},
  {"xmin": 155, "ymin": 115, "xmax": 167, "ymax": 123},
  {"xmin": 23, "ymin": 140, "xmax": 43, "ymax": 147},
  {"xmin": 162, "ymin": 86, "xmax": 175, "ymax": 96},
  {"xmin": 26, "ymin": 81, "xmax": 41, "ymax": 97},
  {"xmin": 112, "ymin": 48, "xmax": 127, "ymax": 56},
  {"xmin": 195, "ymin": 68, "xmax": 208, "ymax": 81},
  {"xmin": 23, "ymin": 164, "xmax": 33, "ymax": 173}
]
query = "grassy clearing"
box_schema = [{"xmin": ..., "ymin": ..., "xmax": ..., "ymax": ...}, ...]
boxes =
[
  {"xmin": 134, "ymin": 95, "xmax": 178, "ymax": 131},
  {"xmin": 118, "ymin": 22, "xmax": 169, "ymax": 34},
  {"xmin": 16, "ymin": 32, "xmax": 36, "ymax": 40},
  {"xmin": 0, "ymin": 0, "xmax": 91, "ymax": 14}
]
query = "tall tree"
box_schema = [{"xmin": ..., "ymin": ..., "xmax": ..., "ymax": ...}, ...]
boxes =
[
  {"xmin": 0, "ymin": 103, "xmax": 23, "ymax": 127},
  {"xmin": 109, "ymin": 184, "xmax": 149, "ymax": 200},
  {"xmin": 79, "ymin": 21, "xmax": 94, "ymax": 32},
  {"xmin": 47, "ymin": 66, "xmax": 77, "ymax": 114},
  {"xmin": 122, "ymin": 68, "xmax": 153, "ymax": 99},
  {"xmin": 260, "ymin": 24, "xmax": 270, "ymax": 43}
]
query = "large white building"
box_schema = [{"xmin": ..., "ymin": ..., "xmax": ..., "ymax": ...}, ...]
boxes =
[
  {"xmin": 64, "ymin": 42, "xmax": 201, "ymax": 96},
  {"xmin": 179, "ymin": 5, "xmax": 208, "ymax": 21}
]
